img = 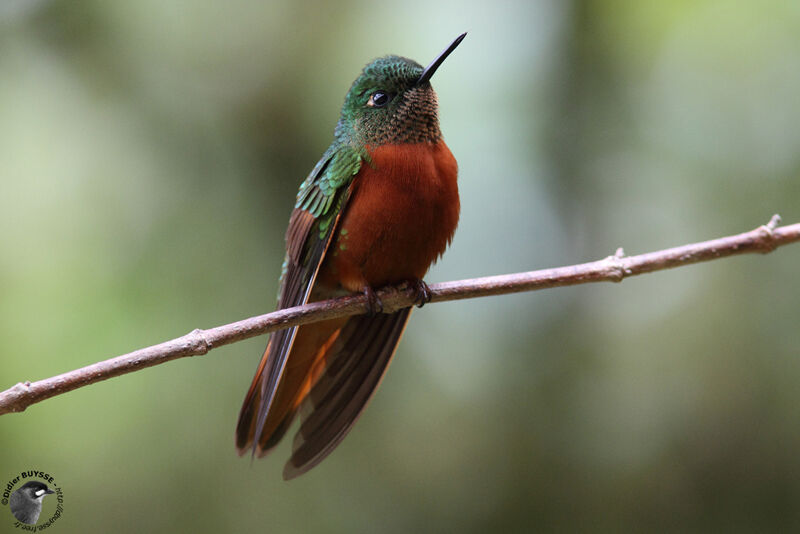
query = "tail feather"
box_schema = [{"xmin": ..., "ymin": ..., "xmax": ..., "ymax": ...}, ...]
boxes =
[
  {"xmin": 235, "ymin": 317, "xmax": 346, "ymax": 456},
  {"xmin": 283, "ymin": 309, "xmax": 412, "ymax": 479}
]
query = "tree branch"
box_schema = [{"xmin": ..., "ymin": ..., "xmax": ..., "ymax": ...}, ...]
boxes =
[{"xmin": 2, "ymin": 215, "xmax": 798, "ymax": 416}]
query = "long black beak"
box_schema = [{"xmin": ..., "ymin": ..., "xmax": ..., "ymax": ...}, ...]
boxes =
[{"xmin": 416, "ymin": 32, "xmax": 467, "ymax": 86}]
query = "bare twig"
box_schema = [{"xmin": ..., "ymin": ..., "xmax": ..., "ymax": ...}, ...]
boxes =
[{"xmin": 1, "ymin": 215, "xmax": 798, "ymax": 416}]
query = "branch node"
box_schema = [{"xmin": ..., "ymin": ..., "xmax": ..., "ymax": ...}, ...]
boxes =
[
  {"xmin": 605, "ymin": 250, "xmax": 627, "ymax": 282},
  {"xmin": 189, "ymin": 328, "xmax": 211, "ymax": 354},
  {"xmin": 4, "ymin": 382, "xmax": 33, "ymax": 413},
  {"xmin": 757, "ymin": 214, "xmax": 782, "ymax": 253}
]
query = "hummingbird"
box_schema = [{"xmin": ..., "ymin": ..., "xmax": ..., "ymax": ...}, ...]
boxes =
[{"xmin": 236, "ymin": 33, "xmax": 466, "ymax": 479}]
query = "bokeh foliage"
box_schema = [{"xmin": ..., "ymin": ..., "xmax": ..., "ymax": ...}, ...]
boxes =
[{"xmin": 2, "ymin": 0, "xmax": 799, "ymax": 531}]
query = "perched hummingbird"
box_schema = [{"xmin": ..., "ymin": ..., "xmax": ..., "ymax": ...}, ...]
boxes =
[{"xmin": 236, "ymin": 33, "xmax": 466, "ymax": 479}]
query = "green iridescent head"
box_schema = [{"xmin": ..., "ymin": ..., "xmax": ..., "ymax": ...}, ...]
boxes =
[{"xmin": 335, "ymin": 33, "xmax": 466, "ymax": 146}]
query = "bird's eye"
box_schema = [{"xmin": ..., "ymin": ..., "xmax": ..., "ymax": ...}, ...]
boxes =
[{"xmin": 367, "ymin": 91, "xmax": 391, "ymax": 108}]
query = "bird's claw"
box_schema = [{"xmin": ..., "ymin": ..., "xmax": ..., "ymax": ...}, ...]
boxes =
[{"xmin": 406, "ymin": 278, "xmax": 432, "ymax": 308}]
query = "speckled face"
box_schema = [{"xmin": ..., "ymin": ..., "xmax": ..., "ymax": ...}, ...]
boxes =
[{"xmin": 336, "ymin": 55, "xmax": 442, "ymax": 145}]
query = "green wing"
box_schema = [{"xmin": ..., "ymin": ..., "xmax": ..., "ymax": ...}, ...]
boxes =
[
  {"xmin": 282, "ymin": 143, "xmax": 365, "ymax": 304},
  {"xmin": 236, "ymin": 143, "xmax": 366, "ymax": 456}
]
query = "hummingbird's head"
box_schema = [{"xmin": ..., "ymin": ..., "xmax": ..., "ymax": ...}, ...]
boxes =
[{"xmin": 336, "ymin": 33, "xmax": 466, "ymax": 146}]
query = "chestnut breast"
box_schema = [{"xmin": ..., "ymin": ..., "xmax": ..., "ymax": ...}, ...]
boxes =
[{"xmin": 320, "ymin": 141, "xmax": 459, "ymax": 293}]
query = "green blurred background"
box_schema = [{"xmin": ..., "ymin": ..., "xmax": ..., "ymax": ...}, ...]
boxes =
[{"xmin": 2, "ymin": 0, "xmax": 800, "ymax": 531}]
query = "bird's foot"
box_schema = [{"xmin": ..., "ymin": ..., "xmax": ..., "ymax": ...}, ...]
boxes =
[
  {"xmin": 404, "ymin": 278, "xmax": 432, "ymax": 308},
  {"xmin": 362, "ymin": 285, "xmax": 384, "ymax": 315}
]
